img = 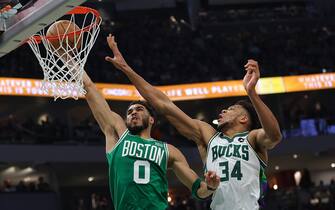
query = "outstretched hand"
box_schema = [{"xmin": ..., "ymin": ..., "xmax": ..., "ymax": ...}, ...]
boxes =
[
  {"xmin": 105, "ymin": 34, "xmax": 129, "ymax": 71},
  {"xmin": 243, "ymin": 59, "xmax": 260, "ymax": 94},
  {"xmin": 205, "ymin": 171, "xmax": 220, "ymax": 191}
]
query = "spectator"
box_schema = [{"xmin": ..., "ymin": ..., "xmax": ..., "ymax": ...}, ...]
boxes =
[
  {"xmin": 3, "ymin": 179, "xmax": 15, "ymax": 192},
  {"xmin": 77, "ymin": 198, "xmax": 87, "ymax": 210},
  {"xmin": 313, "ymin": 101, "xmax": 328, "ymax": 135},
  {"xmin": 16, "ymin": 180, "xmax": 28, "ymax": 192},
  {"xmin": 37, "ymin": 176, "xmax": 50, "ymax": 192},
  {"xmin": 91, "ymin": 193, "xmax": 98, "ymax": 210},
  {"xmin": 27, "ymin": 181, "xmax": 36, "ymax": 192}
]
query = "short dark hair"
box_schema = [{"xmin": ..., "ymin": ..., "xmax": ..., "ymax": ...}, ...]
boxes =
[
  {"xmin": 235, "ymin": 100, "xmax": 260, "ymax": 130},
  {"xmin": 127, "ymin": 100, "xmax": 157, "ymax": 122}
]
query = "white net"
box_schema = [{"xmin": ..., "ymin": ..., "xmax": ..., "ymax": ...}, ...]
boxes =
[{"xmin": 28, "ymin": 7, "xmax": 101, "ymax": 100}]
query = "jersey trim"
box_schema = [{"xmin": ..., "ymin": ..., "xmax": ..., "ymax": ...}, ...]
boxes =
[
  {"xmin": 246, "ymin": 136, "xmax": 267, "ymax": 168},
  {"xmin": 106, "ymin": 129, "xmax": 129, "ymax": 154},
  {"xmin": 220, "ymin": 131, "xmax": 249, "ymax": 143},
  {"xmin": 164, "ymin": 143, "xmax": 169, "ymax": 171},
  {"xmin": 206, "ymin": 132, "xmax": 220, "ymax": 155},
  {"xmin": 204, "ymin": 132, "xmax": 220, "ymax": 172},
  {"xmin": 127, "ymin": 132, "xmax": 156, "ymax": 142}
]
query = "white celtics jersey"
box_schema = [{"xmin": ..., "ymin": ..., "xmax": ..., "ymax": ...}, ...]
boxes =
[{"xmin": 206, "ymin": 132, "xmax": 267, "ymax": 210}]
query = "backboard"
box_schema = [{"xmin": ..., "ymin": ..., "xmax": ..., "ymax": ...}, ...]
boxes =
[{"xmin": 0, "ymin": 0, "xmax": 89, "ymax": 58}]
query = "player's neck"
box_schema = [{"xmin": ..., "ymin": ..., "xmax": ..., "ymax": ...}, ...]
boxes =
[
  {"xmin": 221, "ymin": 125, "xmax": 248, "ymax": 138},
  {"xmin": 138, "ymin": 129, "xmax": 152, "ymax": 140}
]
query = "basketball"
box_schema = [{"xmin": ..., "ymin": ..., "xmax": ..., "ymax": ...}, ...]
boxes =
[{"xmin": 46, "ymin": 20, "xmax": 82, "ymax": 50}]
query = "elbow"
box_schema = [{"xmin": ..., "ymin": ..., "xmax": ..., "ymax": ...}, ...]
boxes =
[
  {"xmin": 275, "ymin": 130, "xmax": 283, "ymax": 143},
  {"xmin": 265, "ymin": 130, "xmax": 282, "ymax": 150},
  {"xmin": 274, "ymin": 134, "xmax": 282, "ymax": 146},
  {"xmin": 270, "ymin": 125, "xmax": 282, "ymax": 143},
  {"xmin": 270, "ymin": 131, "xmax": 282, "ymax": 149}
]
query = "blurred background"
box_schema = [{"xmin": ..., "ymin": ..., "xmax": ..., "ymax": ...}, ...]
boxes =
[{"xmin": 0, "ymin": 0, "xmax": 335, "ymax": 210}]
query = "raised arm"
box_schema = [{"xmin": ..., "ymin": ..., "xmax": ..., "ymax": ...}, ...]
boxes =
[
  {"xmin": 83, "ymin": 72, "xmax": 127, "ymax": 151},
  {"xmin": 167, "ymin": 144, "xmax": 220, "ymax": 199},
  {"xmin": 104, "ymin": 34, "xmax": 216, "ymax": 145},
  {"xmin": 243, "ymin": 60, "xmax": 282, "ymax": 150}
]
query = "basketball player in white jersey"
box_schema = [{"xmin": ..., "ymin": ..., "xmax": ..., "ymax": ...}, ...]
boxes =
[{"xmin": 105, "ymin": 34, "xmax": 282, "ymax": 210}]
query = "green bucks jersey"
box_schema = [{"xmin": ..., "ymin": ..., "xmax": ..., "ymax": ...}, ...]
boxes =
[
  {"xmin": 106, "ymin": 130, "xmax": 169, "ymax": 210},
  {"xmin": 206, "ymin": 132, "xmax": 267, "ymax": 210}
]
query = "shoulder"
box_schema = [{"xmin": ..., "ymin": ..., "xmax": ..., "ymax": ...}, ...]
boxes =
[
  {"xmin": 247, "ymin": 129, "xmax": 261, "ymax": 148},
  {"xmin": 248, "ymin": 128, "xmax": 281, "ymax": 150},
  {"xmin": 195, "ymin": 120, "xmax": 217, "ymax": 145},
  {"xmin": 166, "ymin": 144, "xmax": 188, "ymax": 167},
  {"xmin": 207, "ymin": 131, "xmax": 221, "ymax": 143},
  {"xmin": 105, "ymin": 129, "xmax": 129, "ymax": 153},
  {"xmin": 247, "ymin": 129, "xmax": 269, "ymax": 163},
  {"xmin": 167, "ymin": 144, "xmax": 180, "ymax": 157}
]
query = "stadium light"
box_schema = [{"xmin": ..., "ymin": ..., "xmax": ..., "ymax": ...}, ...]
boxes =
[
  {"xmin": 294, "ymin": 171, "xmax": 302, "ymax": 186},
  {"xmin": 2, "ymin": 166, "xmax": 16, "ymax": 174},
  {"xmin": 273, "ymin": 184, "xmax": 278, "ymax": 190},
  {"xmin": 18, "ymin": 167, "xmax": 35, "ymax": 175},
  {"xmin": 88, "ymin": 177, "xmax": 95, "ymax": 182}
]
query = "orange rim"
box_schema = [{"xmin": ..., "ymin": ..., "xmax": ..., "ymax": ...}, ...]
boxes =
[{"xmin": 30, "ymin": 6, "xmax": 101, "ymax": 43}]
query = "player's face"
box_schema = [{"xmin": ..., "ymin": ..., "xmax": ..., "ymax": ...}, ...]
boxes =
[
  {"xmin": 126, "ymin": 104, "xmax": 151, "ymax": 134},
  {"xmin": 217, "ymin": 105, "xmax": 246, "ymax": 130}
]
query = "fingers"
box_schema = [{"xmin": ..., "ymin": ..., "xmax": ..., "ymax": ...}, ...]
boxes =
[
  {"xmin": 106, "ymin": 34, "xmax": 114, "ymax": 48},
  {"xmin": 107, "ymin": 33, "xmax": 120, "ymax": 54},
  {"xmin": 105, "ymin": 56, "xmax": 114, "ymax": 63},
  {"xmin": 244, "ymin": 59, "xmax": 259, "ymax": 76},
  {"xmin": 244, "ymin": 59, "xmax": 258, "ymax": 67},
  {"xmin": 244, "ymin": 59, "xmax": 258, "ymax": 70},
  {"xmin": 205, "ymin": 171, "xmax": 220, "ymax": 191},
  {"xmin": 207, "ymin": 171, "xmax": 215, "ymax": 179},
  {"xmin": 205, "ymin": 171, "xmax": 220, "ymax": 184},
  {"xmin": 205, "ymin": 171, "xmax": 216, "ymax": 178},
  {"xmin": 106, "ymin": 33, "xmax": 125, "ymax": 66}
]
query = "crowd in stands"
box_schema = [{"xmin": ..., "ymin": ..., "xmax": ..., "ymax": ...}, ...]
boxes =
[
  {"xmin": 0, "ymin": 92, "xmax": 334, "ymax": 145},
  {"xmin": 0, "ymin": 176, "xmax": 51, "ymax": 193},
  {"xmin": 0, "ymin": 168, "xmax": 334, "ymax": 210},
  {"xmin": 1, "ymin": 89, "xmax": 334, "ymax": 145},
  {"xmin": 281, "ymin": 93, "xmax": 335, "ymax": 138},
  {"xmin": 0, "ymin": 2, "xmax": 334, "ymax": 85},
  {"xmin": 200, "ymin": 4, "xmax": 308, "ymax": 22},
  {"xmin": 74, "ymin": 193, "xmax": 110, "ymax": 210},
  {"xmin": 1, "ymin": 167, "xmax": 334, "ymax": 210},
  {"xmin": 0, "ymin": 114, "xmax": 69, "ymax": 144},
  {"xmin": 167, "ymin": 177, "xmax": 335, "ymax": 210},
  {"xmin": 69, "ymin": 178, "xmax": 335, "ymax": 210},
  {"xmin": 75, "ymin": 3, "xmax": 335, "ymax": 85},
  {"xmin": 264, "ymin": 175, "xmax": 335, "ymax": 210}
]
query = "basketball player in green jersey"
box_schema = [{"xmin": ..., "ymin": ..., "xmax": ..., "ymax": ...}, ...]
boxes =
[
  {"xmin": 82, "ymin": 61, "xmax": 220, "ymax": 209},
  {"xmin": 105, "ymin": 34, "xmax": 282, "ymax": 210}
]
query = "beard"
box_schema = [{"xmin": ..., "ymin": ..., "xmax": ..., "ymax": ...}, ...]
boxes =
[
  {"xmin": 217, "ymin": 121, "xmax": 231, "ymax": 132},
  {"xmin": 127, "ymin": 118, "xmax": 149, "ymax": 135}
]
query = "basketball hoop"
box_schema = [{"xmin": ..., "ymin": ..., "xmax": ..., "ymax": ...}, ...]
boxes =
[{"xmin": 27, "ymin": 6, "xmax": 102, "ymax": 100}]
